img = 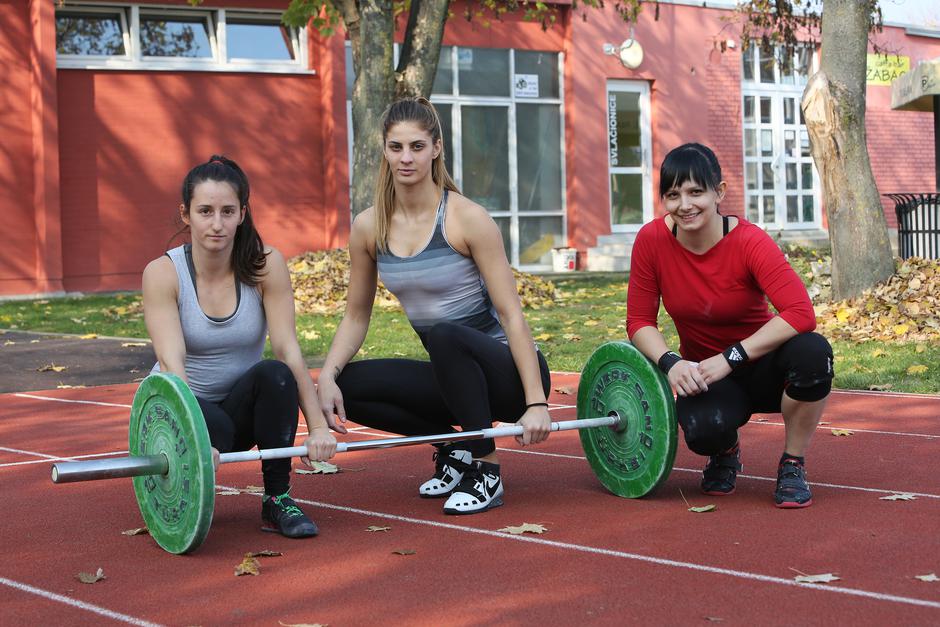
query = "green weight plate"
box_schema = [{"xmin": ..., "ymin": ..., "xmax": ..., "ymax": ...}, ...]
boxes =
[
  {"xmin": 129, "ymin": 373, "xmax": 215, "ymax": 554},
  {"xmin": 577, "ymin": 341, "xmax": 677, "ymax": 498}
]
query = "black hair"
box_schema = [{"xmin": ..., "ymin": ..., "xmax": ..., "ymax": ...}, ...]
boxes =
[
  {"xmin": 659, "ymin": 143, "xmax": 723, "ymax": 197},
  {"xmin": 179, "ymin": 155, "xmax": 267, "ymax": 286}
]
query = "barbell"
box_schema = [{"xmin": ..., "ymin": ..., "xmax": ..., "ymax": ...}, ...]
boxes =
[{"xmin": 50, "ymin": 341, "xmax": 678, "ymax": 554}]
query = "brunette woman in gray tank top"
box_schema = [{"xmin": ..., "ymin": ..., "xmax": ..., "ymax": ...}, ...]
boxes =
[
  {"xmin": 318, "ymin": 98, "xmax": 552, "ymax": 515},
  {"xmin": 142, "ymin": 156, "xmax": 337, "ymax": 538}
]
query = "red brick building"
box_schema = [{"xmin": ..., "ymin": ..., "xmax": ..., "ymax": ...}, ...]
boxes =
[{"xmin": 1, "ymin": 0, "xmax": 937, "ymax": 295}]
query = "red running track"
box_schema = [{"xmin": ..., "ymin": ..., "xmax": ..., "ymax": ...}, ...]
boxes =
[{"xmin": 1, "ymin": 377, "xmax": 939, "ymax": 626}]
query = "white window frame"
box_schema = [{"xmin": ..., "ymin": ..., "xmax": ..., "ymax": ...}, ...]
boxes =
[
  {"xmin": 605, "ymin": 80, "xmax": 653, "ymax": 233},
  {"xmin": 55, "ymin": 3, "xmax": 312, "ymax": 75},
  {"xmin": 54, "ymin": 5, "xmax": 132, "ymax": 62},
  {"xmin": 741, "ymin": 44, "xmax": 821, "ymax": 230}
]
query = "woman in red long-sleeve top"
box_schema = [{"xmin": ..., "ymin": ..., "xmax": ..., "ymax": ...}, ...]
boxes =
[{"xmin": 627, "ymin": 143, "xmax": 833, "ymax": 508}]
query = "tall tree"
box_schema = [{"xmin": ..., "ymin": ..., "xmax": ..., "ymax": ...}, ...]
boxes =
[{"xmin": 737, "ymin": 0, "xmax": 893, "ymax": 300}]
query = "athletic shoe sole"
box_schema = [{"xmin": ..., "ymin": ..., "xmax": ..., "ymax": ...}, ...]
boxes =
[
  {"xmin": 702, "ymin": 487, "xmax": 736, "ymax": 496},
  {"xmin": 775, "ymin": 498, "xmax": 813, "ymax": 509},
  {"xmin": 261, "ymin": 522, "xmax": 319, "ymax": 538},
  {"xmin": 443, "ymin": 496, "xmax": 504, "ymax": 515}
]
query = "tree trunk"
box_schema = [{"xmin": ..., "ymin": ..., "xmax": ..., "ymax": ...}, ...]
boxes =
[
  {"xmin": 341, "ymin": 1, "xmax": 450, "ymax": 216},
  {"xmin": 801, "ymin": 0, "xmax": 894, "ymax": 300}
]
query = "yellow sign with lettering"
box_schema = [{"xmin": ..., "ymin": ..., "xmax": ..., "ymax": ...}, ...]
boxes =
[{"xmin": 867, "ymin": 54, "xmax": 910, "ymax": 85}]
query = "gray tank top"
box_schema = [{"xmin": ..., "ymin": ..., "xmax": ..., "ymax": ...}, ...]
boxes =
[
  {"xmin": 377, "ymin": 191, "xmax": 508, "ymax": 348},
  {"xmin": 151, "ymin": 244, "xmax": 267, "ymax": 402}
]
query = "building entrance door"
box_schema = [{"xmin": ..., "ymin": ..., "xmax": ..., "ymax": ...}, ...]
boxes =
[{"xmin": 606, "ymin": 81, "xmax": 652, "ymax": 233}]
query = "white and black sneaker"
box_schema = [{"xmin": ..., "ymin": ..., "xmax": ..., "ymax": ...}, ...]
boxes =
[
  {"xmin": 443, "ymin": 460, "xmax": 503, "ymax": 515},
  {"xmin": 419, "ymin": 446, "xmax": 473, "ymax": 498}
]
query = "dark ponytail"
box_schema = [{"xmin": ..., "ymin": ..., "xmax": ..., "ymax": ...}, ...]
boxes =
[{"xmin": 180, "ymin": 155, "xmax": 267, "ymax": 286}]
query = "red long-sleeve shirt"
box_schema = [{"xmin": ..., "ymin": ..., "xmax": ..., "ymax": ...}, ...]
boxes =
[{"xmin": 626, "ymin": 217, "xmax": 816, "ymax": 362}]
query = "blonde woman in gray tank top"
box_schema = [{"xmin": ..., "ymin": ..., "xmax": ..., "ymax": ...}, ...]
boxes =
[
  {"xmin": 317, "ymin": 98, "xmax": 553, "ymax": 515},
  {"xmin": 142, "ymin": 156, "xmax": 338, "ymax": 539}
]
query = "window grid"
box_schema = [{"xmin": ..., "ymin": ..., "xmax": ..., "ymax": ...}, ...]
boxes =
[{"xmin": 55, "ymin": 2, "xmax": 310, "ymax": 74}]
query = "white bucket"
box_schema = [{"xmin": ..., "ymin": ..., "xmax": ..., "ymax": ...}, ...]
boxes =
[{"xmin": 551, "ymin": 248, "xmax": 577, "ymax": 272}]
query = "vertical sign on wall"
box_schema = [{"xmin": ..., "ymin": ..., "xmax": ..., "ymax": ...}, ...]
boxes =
[{"xmin": 608, "ymin": 94, "xmax": 619, "ymax": 166}]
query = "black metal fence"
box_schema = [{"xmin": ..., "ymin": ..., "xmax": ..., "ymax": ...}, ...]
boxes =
[{"xmin": 884, "ymin": 193, "xmax": 940, "ymax": 260}]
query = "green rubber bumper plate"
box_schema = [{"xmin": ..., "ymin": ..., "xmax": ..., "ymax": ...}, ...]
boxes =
[
  {"xmin": 129, "ymin": 373, "xmax": 215, "ymax": 554},
  {"xmin": 577, "ymin": 341, "xmax": 678, "ymax": 498}
]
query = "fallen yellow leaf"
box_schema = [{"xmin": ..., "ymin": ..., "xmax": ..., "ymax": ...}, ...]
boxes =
[
  {"xmin": 76, "ymin": 568, "xmax": 106, "ymax": 584},
  {"xmin": 392, "ymin": 549, "xmax": 416, "ymax": 555},
  {"xmin": 907, "ymin": 364, "xmax": 928, "ymax": 375},
  {"xmin": 533, "ymin": 333, "xmax": 552, "ymax": 341},
  {"xmin": 831, "ymin": 429, "xmax": 854, "ymax": 436},
  {"xmin": 79, "ymin": 333, "xmax": 98, "ymax": 340},
  {"xmin": 892, "ymin": 324, "xmax": 909, "ymax": 336},
  {"xmin": 121, "ymin": 527, "xmax": 148, "ymax": 536},
  {"xmin": 366, "ymin": 526, "xmax": 391, "ymax": 532},
  {"xmin": 870, "ymin": 349, "xmax": 886, "ymax": 358},
  {"xmin": 295, "ymin": 461, "xmax": 339, "ymax": 474},
  {"xmin": 235, "ymin": 554, "xmax": 260, "ymax": 576},
  {"xmin": 793, "ymin": 572, "xmax": 840, "ymax": 584},
  {"xmin": 879, "ymin": 493, "xmax": 916, "ymax": 501},
  {"xmin": 498, "ymin": 523, "xmax": 548, "ymax": 535},
  {"xmin": 688, "ymin": 504, "xmax": 717, "ymax": 513},
  {"xmin": 37, "ymin": 363, "xmax": 66, "ymax": 373}
]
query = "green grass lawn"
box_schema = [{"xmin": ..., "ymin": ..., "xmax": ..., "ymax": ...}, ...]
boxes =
[{"xmin": 1, "ymin": 276, "xmax": 938, "ymax": 393}]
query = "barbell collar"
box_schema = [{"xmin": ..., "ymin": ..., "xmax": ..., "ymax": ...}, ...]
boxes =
[{"xmin": 51, "ymin": 453, "xmax": 169, "ymax": 484}]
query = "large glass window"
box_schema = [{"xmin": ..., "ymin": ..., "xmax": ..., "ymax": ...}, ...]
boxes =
[
  {"xmin": 54, "ymin": 4, "xmax": 307, "ymax": 73},
  {"xmin": 227, "ymin": 16, "xmax": 295, "ymax": 61},
  {"xmin": 56, "ymin": 9, "xmax": 127, "ymax": 56},
  {"xmin": 741, "ymin": 44, "xmax": 820, "ymax": 230},
  {"xmin": 350, "ymin": 45, "xmax": 564, "ymax": 268},
  {"xmin": 140, "ymin": 13, "xmax": 213, "ymax": 58}
]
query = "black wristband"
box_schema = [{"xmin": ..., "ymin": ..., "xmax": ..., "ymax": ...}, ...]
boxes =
[
  {"xmin": 722, "ymin": 342, "xmax": 749, "ymax": 370},
  {"xmin": 526, "ymin": 402, "xmax": 549, "ymax": 409},
  {"xmin": 657, "ymin": 351, "xmax": 682, "ymax": 375}
]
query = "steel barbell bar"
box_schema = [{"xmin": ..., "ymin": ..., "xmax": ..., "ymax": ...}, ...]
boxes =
[{"xmin": 50, "ymin": 414, "xmax": 623, "ymax": 484}]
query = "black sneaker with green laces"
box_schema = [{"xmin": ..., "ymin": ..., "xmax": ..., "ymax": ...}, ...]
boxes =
[
  {"xmin": 261, "ymin": 493, "xmax": 319, "ymax": 538},
  {"xmin": 774, "ymin": 459, "xmax": 813, "ymax": 509}
]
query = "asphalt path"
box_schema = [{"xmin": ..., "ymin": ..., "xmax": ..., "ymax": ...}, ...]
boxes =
[{"xmin": 0, "ymin": 330, "xmax": 156, "ymax": 393}]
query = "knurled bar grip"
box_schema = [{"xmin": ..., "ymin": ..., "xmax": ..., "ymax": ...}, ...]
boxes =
[{"xmin": 50, "ymin": 415, "xmax": 620, "ymax": 484}]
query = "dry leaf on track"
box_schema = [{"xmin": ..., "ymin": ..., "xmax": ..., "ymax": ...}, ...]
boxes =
[
  {"xmin": 498, "ymin": 523, "xmax": 548, "ymax": 535},
  {"xmin": 235, "ymin": 554, "xmax": 261, "ymax": 576},
  {"xmin": 392, "ymin": 549, "xmax": 416, "ymax": 555},
  {"xmin": 688, "ymin": 504, "xmax": 717, "ymax": 513},
  {"xmin": 279, "ymin": 621, "xmax": 327, "ymax": 627},
  {"xmin": 793, "ymin": 572, "xmax": 840, "ymax": 584},
  {"xmin": 79, "ymin": 333, "xmax": 98, "ymax": 340},
  {"xmin": 121, "ymin": 527, "xmax": 148, "ymax": 536},
  {"xmin": 831, "ymin": 429, "xmax": 854, "ymax": 437},
  {"xmin": 914, "ymin": 573, "xmax": 939, "ymax": 582},
  {"xmin": 295, "ymin": 461, "xmax": 339, "ymax": 475},
  {"xmin": 553, "ymin": 386, "xmax": 574, "ymax": 395},
  {"xmin": 880, "ymin": 493, "xmax": 917, "ymax": 501},
  {"xmin": 247, "ymin": 550, "xmax": 282, "ymax": 558},
  {"xmin": 366, "ymin": 526, "xmax": 391, "ymax": 532},
  {"xmin": 76, "ymin": 568, "xmax": 106, "ymax": 584},
  {"xmin": 37, "ymin": 363, "xmax": 67, "ymax": 373}
]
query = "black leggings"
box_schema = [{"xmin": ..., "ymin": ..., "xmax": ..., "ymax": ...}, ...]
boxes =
[
  {"xmin": 677, "ymin": 332, "xmax": 833, "ymax": 456},
  {"xmin": 336, "ymin": 322, "xmax": 551, "ymax": 458},
  {"xmin": 196, "ymin": 360, "xmax": 299, "ymax": 496}
]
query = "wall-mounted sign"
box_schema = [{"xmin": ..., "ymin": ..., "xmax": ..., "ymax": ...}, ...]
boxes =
[
  {"xmin": 608, "ymin": 94, "xmax": 619, "ymax": 166},
  {"xmin": 867, "ymin": 54, "xmax": 910, "ymax": 85},
  {"xmin": 514, "ymin": 74, "xmax": 539, "ymax": 98}
]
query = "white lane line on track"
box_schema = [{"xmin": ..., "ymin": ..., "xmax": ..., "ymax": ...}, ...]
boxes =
[
  {"xmin": 499, "ymin": 447, "xmax": 940, "ymax": 500},
  {"xmin": 305, "ymin": 428, "xmax": 940, "ymax": 499},
  {"xmin": 0, "ymin": 450, "xmax": 130, "ymax": 468},
  {"xmin": 12, "ymin": 393, "xmax": 132, "ymax": 409},
  {"xmin": 221, "ymin": 486, "xmax": 940, "ymax": 611},
  {"xmin": 0, "ymin": 577, "xmax": 163, "ymax": 627},
  {"xmin": 749, "ymin": 421, "xmax": 939, "ymax": 439}
]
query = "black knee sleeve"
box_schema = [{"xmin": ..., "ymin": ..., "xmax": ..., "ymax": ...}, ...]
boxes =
[
  {"xmin": 680, "ymin": 408, "xmax": 739, "ymax": 456},
  {"xmin": 783, "ymin": 333, "xmax": 834, "ymax": 402}
]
